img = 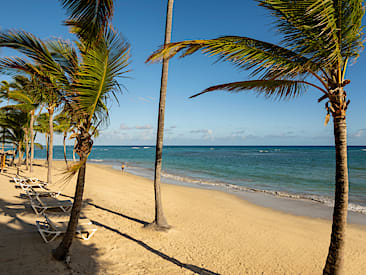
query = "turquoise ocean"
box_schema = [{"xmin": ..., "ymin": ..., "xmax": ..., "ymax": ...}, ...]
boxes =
[{"xmin": 34, "ymin": 145, "xmax": 366, "ymax": 214}]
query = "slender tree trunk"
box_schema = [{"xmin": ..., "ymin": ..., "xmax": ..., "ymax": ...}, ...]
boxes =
[
  {"xmin": 48, "ymin": 107, "xmax": 54, "ymax": 184},
  {"xmin": 73, "ymin": 139, "xmax": 76, "ymax": 162},
  {"xmin": 323, "ymin": 115, "xmax": 349, "ymax": 274},
  {"xmin": 149, "ymin": 0, "xmax": 174, "ymax": 230},
  {"xmin": 53, "ymin": 159, "xmax": 86, "ymax": 261},
  {"xmin": 24, "ymin": 129, "xmax": 29, "ymax": 170},
  {"xmin": 53, "ymin": 128, "xmax": 92, "ymax": 261},
  {"xmin": 46, "ymin": 133, "xmax": 49, "ymax": 165},
  {"xmin": 17, "ymin": 142, "xmax": 22, "ymax": 168},
  {"xmin": 30, "ymin": 111, "xmax": 34, "ymax": 172},
  {"xmin": 63, "ymin": 132, "xmax": 68, "ymax": 167},
  {"xmin": 10, "ymin": 144, "xmax": 16, "ymax": 166}
]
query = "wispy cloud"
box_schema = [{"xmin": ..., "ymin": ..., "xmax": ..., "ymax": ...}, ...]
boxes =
[
  {"xmin": 354, "ymin": 129, "xmax": 366, "ymax": 137},
  {"xmin": 120, "ymin": 124, "xmax": 153, "ymax": 130},
  {"xmin": 190, "ymin": 129, "xmax": 213, "ymax": 140}
]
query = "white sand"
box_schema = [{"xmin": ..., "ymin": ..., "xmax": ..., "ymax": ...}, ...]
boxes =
[{"xmin": 0, "ymin": 160, "xmax": 365, "ymax": 274}]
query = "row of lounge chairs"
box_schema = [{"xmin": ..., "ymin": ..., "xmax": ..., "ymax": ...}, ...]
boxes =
[{"xmin": 14, "ymin": 176, "xmax": 97, "ymax": 243}]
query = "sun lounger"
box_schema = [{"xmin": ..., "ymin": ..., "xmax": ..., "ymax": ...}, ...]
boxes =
[
  {"xmin": 30, "ymin": 196, "xmax": 73, "ymax": 215},
  {"xmin": 36, "ymin": 215, "xmax": 97, "ymax": 243},
  {"xmin": 20, "ymin": 182, "xmax": 60, "ymax": 199},
  {"xmin": 19, "ymin": 180, "xmax": 49, "ymax": 193},
  {"xmin": 13, "ymin": 177, "xmax": 47, "ymax": 189}
]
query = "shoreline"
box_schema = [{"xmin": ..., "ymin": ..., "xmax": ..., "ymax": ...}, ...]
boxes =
[
  {"xmin": 96, "ymin": 161, "xmax": 366, "ymax": 226},
  {"xmin": 1, "ymin": 160, "xmax": 366, "ymax": 274}
]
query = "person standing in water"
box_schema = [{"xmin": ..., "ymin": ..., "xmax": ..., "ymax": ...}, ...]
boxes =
[{"xmin": 121, "ymin": 163, "xmax": 125, "ymax": 173}]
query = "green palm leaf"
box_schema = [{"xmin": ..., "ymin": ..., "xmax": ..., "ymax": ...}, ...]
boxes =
[
  {"xmin": 147, "ymin": 36, "xmax": 321, "ymax": 79},
  {"xmin": 190, "ymin": 80, "xmax": 306, "ymax": 100},
  {"xmin": 60, "ymin": 0, "xmax": 114, "ymax": 46},
  {"xmin": 71, "ymin": 28, "xmax": 130, "ymax": 128}
]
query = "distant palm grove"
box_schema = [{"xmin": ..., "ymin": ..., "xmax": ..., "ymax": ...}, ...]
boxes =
[{"xmin": 0, "ymin": 0, "xmax": 364, "ymax": 274}]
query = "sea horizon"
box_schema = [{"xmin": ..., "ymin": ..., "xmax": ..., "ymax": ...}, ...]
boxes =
[{"xmin": 31, "ymin": 145, "xmax": 366, "ymax": 215}]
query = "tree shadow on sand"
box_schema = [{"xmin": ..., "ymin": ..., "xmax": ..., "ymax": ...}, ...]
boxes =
[
  {"xmin": 57, "ymin": 195, "xmax": 220, "ymax": 274},
  {"xmin": 0, "ymin": 195, "xmax": 103, "ymax": 274},
  {"xmin": 92, "ymin": 220, "xmax": 220, "ymax": 275}
]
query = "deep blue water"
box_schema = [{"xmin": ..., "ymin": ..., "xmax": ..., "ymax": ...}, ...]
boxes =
[{"xmin": 34, "ymin": 145, "xmax": 366, "ymax": 211}]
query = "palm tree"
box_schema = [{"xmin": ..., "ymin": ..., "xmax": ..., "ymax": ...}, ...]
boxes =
[
  {"xmin": 5, "ymin": 75, "xmax": 43, "ymax": 172},
  {"xmin": 148, "ymin": 0, "xmax": 174, "ymax": 231},
  {"xmin": 147, "ymin": 1, "xmax": 364, "ymax": 273},
  {"xmin": 52, "ymin": 28, "xmax": 130, "ymax": 261},
  {"xmin": 0, "ymin": 109, "xmax": 29, "ymax": 171}
]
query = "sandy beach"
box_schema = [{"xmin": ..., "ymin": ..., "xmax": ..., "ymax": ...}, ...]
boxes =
[{"xmin": 0, "ymin": 160, "xmax": 365, "ymax": 274}]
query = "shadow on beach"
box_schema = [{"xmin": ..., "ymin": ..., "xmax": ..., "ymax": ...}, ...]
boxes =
[{"xmin": 0, "ymin": 185, "xmax": 102, "ymax": 274}]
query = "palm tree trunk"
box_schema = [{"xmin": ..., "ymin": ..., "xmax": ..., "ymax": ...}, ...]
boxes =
[
  {"xmin": 63, "ymin": 132, "xmax": 68, "ymax": 167},
  {"xmin": 323, "ymin": 115, "xmax": 349, "ymax": 275},
  {"xmin": 47, "ymin": 107, "xmax": 54, "ymax": 184},
  {"xmin": 45, "ymin": 133, "xmax": 49, "ymax": 165},
  {"xmin": 30, "ymin": 111, "xmax": 34, "ymax": 172},
  {"xmin": 24, "ymin": 128, "xmax": 29, "ymax": 170},
  {"xmin": 53, "ymin": 158, "xmax": 86, "ymax": 261},
  {"xmin": 73, "ymin": 139, "xmax": 76, "ymax": 162},
  {"xmin": 149, "ymin": 0, "xmax": 174, "ymax": 230},
  {"xmin": 17, "ymin": 141, "xmax": 22, "ymax": 169}
]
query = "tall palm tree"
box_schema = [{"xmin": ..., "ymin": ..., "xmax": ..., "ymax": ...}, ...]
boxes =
[
  {"xmin": 148, "ymin": 0, "xmax": 174, "ymax": 230},
  {"xmin": 0, "ymin": 32, "xmax": 69, "ymax": 184},
  {"xmin": 52, "ymin": 0, "xmax": 129, "ymax": 261},
  {"xmin": 52, "ymin": 28, "xmax": 130, "ymax": 261},
  {"xmin": 5, "ymin": 75, "xmax": 43, "ymax": 172},
  {"xmin": 147, "ymin": 1, "xmax": 364, "ymax": 273}
]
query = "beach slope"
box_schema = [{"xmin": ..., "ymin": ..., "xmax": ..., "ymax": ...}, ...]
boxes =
[{"xmin": 0, "ymin": 161, "xmax": 365, "ymax": 274}]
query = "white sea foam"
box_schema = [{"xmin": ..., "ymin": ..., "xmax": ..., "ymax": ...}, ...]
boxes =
[
  {"xmin": 90, "ymin": 159, "xmax": 103, "ymax": 162},
  {"xmin": 143, "ymin": 147, "xmax": 151, "ymax": 149},
  {"xmin": 160, "ymin": 171, "xmax": 366, "ymax": 215},
  {"xmin": 361, "ymin": 149, "xmax": 366, "ymax": 151},
  {"xmin": 132, "ymin": 147, "xmax": 140, "ymax": 149}
]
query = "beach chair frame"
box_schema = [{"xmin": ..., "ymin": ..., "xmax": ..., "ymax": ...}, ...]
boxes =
[
  {"xmin": 36, "ymin": 215, "xmax": 97, "ymax": 243},
  {"xmin": 30, "ymin": 196, "xmax": 73, "ymax": 215}
]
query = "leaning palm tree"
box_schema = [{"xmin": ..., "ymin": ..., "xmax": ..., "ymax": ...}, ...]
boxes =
[
  {"xmin": 52, "ymin": 28, "xmax": 130, "ymax": 261},
  {"xmin": 147, "ymin": 1, "xmax": 364, "ymax": 273},
  {"xmin": 148, "ymin": 0, "xmax": 175, "ymax": 230}
]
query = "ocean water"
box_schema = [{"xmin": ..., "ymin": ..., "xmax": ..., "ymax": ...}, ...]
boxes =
[{"xmin": 34, "ymin": 145, "xmax": 366, "ymax": 213}]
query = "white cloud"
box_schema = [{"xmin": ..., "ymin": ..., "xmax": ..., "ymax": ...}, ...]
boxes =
[
  {"xmin": 120, "ymin": 124, "xmax": 153, "ymax": 130},
  {"xmin": 354, "ymin": 129, "xmax": 366, "ymax": 137}
]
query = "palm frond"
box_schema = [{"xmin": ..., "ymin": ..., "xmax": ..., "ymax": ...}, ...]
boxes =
[
  {"xmin": 60, "ymin": 0, "xmax": 114, "ymax": 46},
  {"xmin": 190, "ymin": 79, "xmax": 307, "ymax": 100},
  {"xmin": 146, "ymin": 36, "xmax": 321, "ymax": 79},
  {"xmin": 258, "ymin": 0, "xmax": 364, "ymax": 68},
  {"xmin": 0, "ymin": 30, "xmax": 68, "ymax": 83},
  {"xmin": 71, "ymin": 28, "xmax": 130, "ymax": 129}
]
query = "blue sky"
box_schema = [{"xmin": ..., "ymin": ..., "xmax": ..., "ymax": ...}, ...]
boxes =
[{"xmin": 0, "ymin": 0, "xmax": 365, "ymax": 145}]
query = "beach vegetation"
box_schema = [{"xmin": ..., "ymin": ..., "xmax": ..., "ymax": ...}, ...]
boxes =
[
  {"xmin": 52, "ymin": 0, "xmax": 130, "ymax": 262},
  {"xmin": 147, "ymin": 0, "xmax": 365, "ymax": 273}
]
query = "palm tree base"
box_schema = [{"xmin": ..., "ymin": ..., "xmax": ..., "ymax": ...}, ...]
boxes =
[
  {"xmin": 51, "ymin": 247, "xmax": 69, "ymax": 262},
  {"xmin": 144, "ymin": 220, "xmax": 171, "ymax": 232}
]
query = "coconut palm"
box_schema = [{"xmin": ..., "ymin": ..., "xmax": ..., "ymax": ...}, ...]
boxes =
[
  {"xmin": 148, "ymin": 0, "xmax": 174, "ymax": 231},
  {"xmin": 5, "ymin": 75, "xmax": 43, "ymax": 171},
  {"xmin": 0, "ymin": 31, "xmax": 70, "ymax": 184},
  {"xmin": 147, "ymin": 1, "xmax": 364, "ymax": 273},
  {"xmin": 52, "ymin": 27, "xmax": 130, "ymax": 261},
  {"xmin": 0, "ymin": 109, "xmax": 29, "ymax": 170}
]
